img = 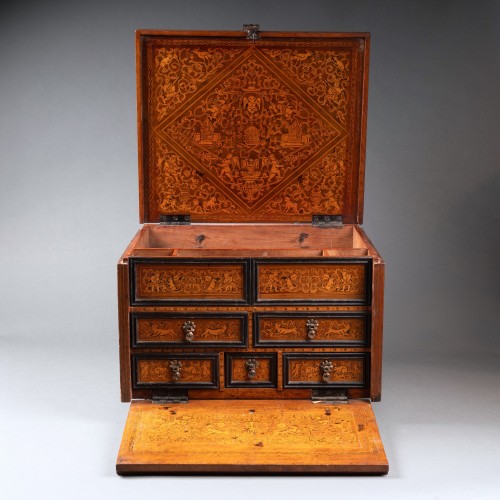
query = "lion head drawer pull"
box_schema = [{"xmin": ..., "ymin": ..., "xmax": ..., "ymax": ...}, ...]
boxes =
[
  {"xmin": 245, "ymin": 358, "xmax": 259, "ymax": 379},
  {"xmin": 306, "ymin": 318, "xmax": 319, "ymax": 339},
  {"xmin": 320, "ymin": 359, "xmax": 333, "ymax": 383},
  {"xmin": 182, "ymin": 321, "xmax": 196, "ymax": 342},
  {"xmin": 169, "ymin": 360, "xmax": 182, "ymax": 382}
]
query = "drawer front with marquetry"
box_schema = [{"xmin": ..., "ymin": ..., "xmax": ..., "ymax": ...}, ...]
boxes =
[
  {"xmin": 131, "ymin": 312, "xmax": 248, "ymax": 348},
  {"xmin": 130, "ymin": 258, "xmax": 250, "ymax": 305},
  {"xmin": 224, "ymin": 353, "xmax": 278, "ymax": 388},
  {"xmin": 133, "ymin": 354, "xmax": 219, "ymax": 389},
  {"xmin": 254, "ymin": 312, "xmax": 370, "ymax": 347},
  {"xmin": 283, "ymin": 353, "xmax": 369, "ymax": 389},
  {"xmin": 253, "ymin": 259, "xmax": 371, "ymax": 305}
]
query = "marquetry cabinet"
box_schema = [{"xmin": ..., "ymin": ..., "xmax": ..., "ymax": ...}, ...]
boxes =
[{"xmin": 116, "ymin": 27, "xmax": 388, "ymax": 474}]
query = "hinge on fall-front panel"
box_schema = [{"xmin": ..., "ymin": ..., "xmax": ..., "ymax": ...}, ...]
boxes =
[
  {"xmin": 312, "ymin": 388, "xmax": 348, "ymax": 404},
  {"xmin": 152, "ymin": 389, "xmax": 188, "ymax": 404},
  {"xmin": 312, "ymin": 215, "xmax": 343, "ymax": 228},
  {"xmin": 159, "ymin": 214, "xmax": 191, "ymax": 225}
]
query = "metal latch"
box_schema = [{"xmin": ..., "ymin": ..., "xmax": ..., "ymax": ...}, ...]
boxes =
[
  {"xmin": 152, "ymin": 389, "xmax": 188, "ymax": 404},
  {"xmin": 242, "ymin": 24, "xmax": 261, "ymax": 41},
  {"xmin": 159, "ymin": 214, "xmax": 191, "ymax": 225},
  {"xmin": 312, "ymin": 215, "xmax": 343, "ymax": 228},
  {"xmin": 312, "ymin": 388, "xmax": 348, "ymax": 404}
]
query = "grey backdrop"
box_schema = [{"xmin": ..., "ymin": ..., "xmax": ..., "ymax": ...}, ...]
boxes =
[{"xmin": 1, "ymin": 1, "xmax": 499, "ymax": 499}]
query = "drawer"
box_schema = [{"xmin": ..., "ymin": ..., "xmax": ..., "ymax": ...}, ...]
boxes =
[
  {"xmin": 130, "ymin": 258, "xmax": 250, "ymax": 305},
  {"xmin": 283, "ymin": 353, "xmax": 368, "ymax": 389},
  {"xmin": 133, "ymin": 354, "xmax": 219, "ymax": 389},
  {"xmin": 224, "ymin": 353, "xmax": 277, "ymax": 388},
  {"xmin": 254, "ymin": 312, "xmax": 369, "ymax": 347},
  {"xmin": 253, "ymin": 259, "xmax": 371, "ymax": 305},
  {"xmin": 131, "ymin": 313, "xmax": 248, "ymax": 348}
]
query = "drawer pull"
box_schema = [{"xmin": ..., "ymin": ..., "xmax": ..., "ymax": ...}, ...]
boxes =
[
  {"xmin": 169, "ymin": 360, "xmax": 182, "ymax": 382},
  {"xmin": 306, "ymin": 318, "xmax": 319, "ymax": 339},
  {"xmin": 245, "ymin": 358, "xmax": 259, "ymax": 379},
  {"xmin": 320, "ymin": 359, "xmax": 333, "ymax": 383},
  {"xmin": 182, "ymin": 321, "xmax": 196, "ymax": 342}
]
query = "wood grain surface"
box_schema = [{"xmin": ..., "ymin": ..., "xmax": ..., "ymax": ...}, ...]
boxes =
[{"xmin": 116, "ymin": 399, "xmax": 388, "ymax": 474}]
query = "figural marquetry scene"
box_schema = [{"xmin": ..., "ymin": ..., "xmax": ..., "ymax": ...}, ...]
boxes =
[
  {"xmin": 117, "ymin": 29, "xmax": 388, "ymax": 475},
  {"xmin": 141, "ymin": 35, "xmax": 364, "ymax": 222}
]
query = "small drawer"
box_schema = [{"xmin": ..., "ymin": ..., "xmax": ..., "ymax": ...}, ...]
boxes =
[
  {"xmin": 131, "ymin": 313, "xmax": 248, "ymax": 348},
  {"xmin": 253, "ymin": 259, "xmax": 371, "ymax": 305},
  {"xmin": 254, "ymin": 312, "xmax": 369, "ymax": 347},
  {"xmin": 283, "ymin": 353, "xmax": 368, "ymax": 389},
  {"xmin": 225, "ymin": 353, "xmax": 277, "ymax": 388},
  {"xmin": 130, "ymin": 258, "xmax": 250, "ymax": 305},
  {"xmin": 133, "ymin": 354, "xmax": 219, "ymax": 389}
]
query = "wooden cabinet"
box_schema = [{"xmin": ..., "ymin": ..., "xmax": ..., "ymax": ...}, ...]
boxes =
[{"xmin": 116, "ymin": 28, "xmax": 388, "ymax": 474}]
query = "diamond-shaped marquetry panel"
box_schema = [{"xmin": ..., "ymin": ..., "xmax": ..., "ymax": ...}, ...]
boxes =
[{"xmin": 139, "ymin": 34, "xmax": 368, "ymax": 223}]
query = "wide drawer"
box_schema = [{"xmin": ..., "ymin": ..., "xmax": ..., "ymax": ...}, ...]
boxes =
[
  {"xmin": 129, "ymin": 258, "xmax": 250, "ymax": 305},
  {"xmin": 253, "ymin": 259, "xmax": 371, "ymax": 305},
  {"xmin": 131, "ymin": 312, "xmax": 248, "ymax": 348},
  {"xmin": 133, "ymin": 354, "xmax": 219, "ymax": 389},
  {"xmin": 283, "ymin": 353, "xmax": 369, "ymax": 389},
  {"xmin": 254, "ymin": 312, "xmax": 369, "ymax": 347},
  {"xmin": 224, "ymin": 353, "xmax": 277, "ymax": 388}
]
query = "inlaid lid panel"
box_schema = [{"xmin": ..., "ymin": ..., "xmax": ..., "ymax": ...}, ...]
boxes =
[{"xmin": 137, "ymin": 30, "xmax": 369, "ymax": 223}]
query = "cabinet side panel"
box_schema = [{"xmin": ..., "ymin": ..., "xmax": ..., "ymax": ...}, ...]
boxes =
[
  {"xmin": 370, "ymin": 259, "xmax": 384, "ymax": 401},
  {"xmin": 118, "ymin": 262, "xmax": 132, "ymax": 402}
]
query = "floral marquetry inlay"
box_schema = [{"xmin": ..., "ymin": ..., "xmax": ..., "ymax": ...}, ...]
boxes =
[
  {"xmin": 259, "ymin": 317, "xmax": 365, "ymax": 342},
  {"xmin": 258, "ymin": 264, "xmax": 365, "ymax": 300},
  {"xmin": 137, "ymin": 265, "xmax": 244, "ymax": 300},
  {"xmin": 287, "ymin": 358, "xmax": 365, "ymax": 384},
  {"xmin": 137, "ymin": 359, "xmax": 214, "ymax": 384},
  {"xmin": 136, "ymin": 317, "xmax": 242, "ymax": 343},
  {"xmin": 141, "ymin": 36, "xmax": 366, "ymax": 222}
]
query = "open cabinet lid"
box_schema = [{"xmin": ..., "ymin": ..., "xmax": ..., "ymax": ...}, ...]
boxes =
[
  {"xmin": 137, "ymin": 29, "xmax": 369, "ymax": 224},
  {"xmin": 116, "ymin": 399, "xmax": 388, "ymax": 474}
]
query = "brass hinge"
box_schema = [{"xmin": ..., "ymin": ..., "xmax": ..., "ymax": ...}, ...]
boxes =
[
  {"xmin": 152, "ymin": 389, "xmax": 188, "ymax": 404},
  {"xmin": 312, "ymin": 215, "xmax": 343, "ymax": 228},
  {"xmin": 312, "ymin": 388, "xmax": 348, "ymax": 404},
  {"xmin": 159, "ymin": 214, "xmax": 191, "ymax": 225}
]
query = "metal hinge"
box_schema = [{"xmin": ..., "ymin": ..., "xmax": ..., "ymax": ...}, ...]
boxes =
[
  {"xmin": 152, "ymin": 389, "xmax": 188, "ymax": 404},
  {"xmin": 242, "ymin": 24, "xmax": 261, "ymax": 41},
  {"xmin": 312, "ymin": 388, "xmax": 348, "ymax": 404},
  {"xmin": 159, "ymin": 214, "xmax": 191, "ymax": 225},
  {"xmin": 312, "ymin": 215, "xmax": 343, "ymax": 228}
]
